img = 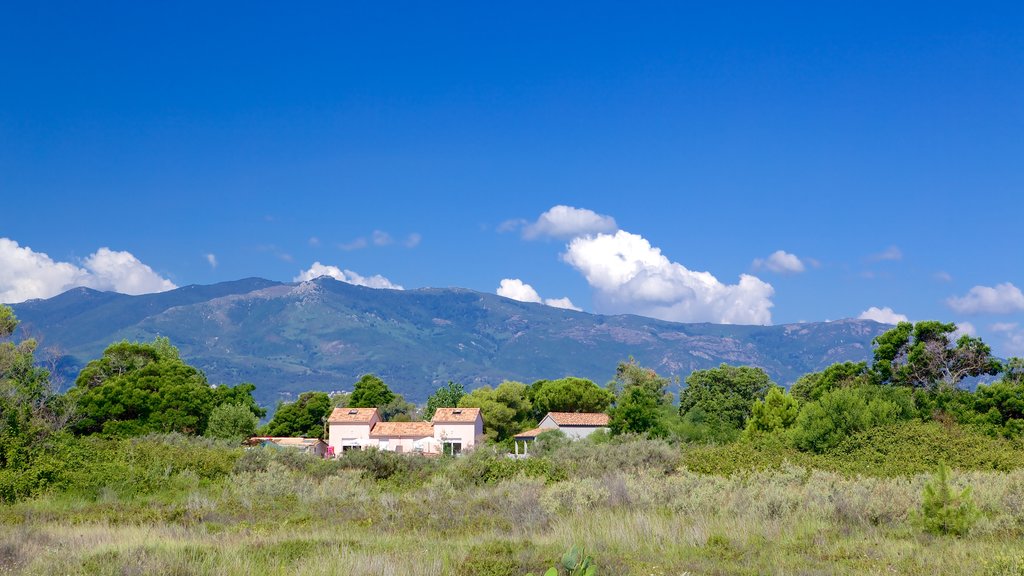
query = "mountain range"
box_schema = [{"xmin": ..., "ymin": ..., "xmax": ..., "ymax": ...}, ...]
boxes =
[{"xmin": 9, "ymin": 277, "xmax": 891, "ymax": 407}]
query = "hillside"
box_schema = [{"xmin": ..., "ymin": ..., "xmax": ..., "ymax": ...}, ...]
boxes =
[{"xmin": 10, "ymin": 277, "xmax": 890, "ymax": 406}]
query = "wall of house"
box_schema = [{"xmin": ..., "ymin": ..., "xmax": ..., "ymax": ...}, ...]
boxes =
[
  {"xmin": 558, "ymin": 425, "xmax": 607, "ymax": 440},
  {"xmin": 327, "ymin": 420, "xmax": 375, "ymax": 452},
  {"xmin": 433, "ymin": 421, "xmax": 479, "ymax": 449},
  {"xmin": 374, "ymin": 436, "xmax": 435, "ymax": 454}
]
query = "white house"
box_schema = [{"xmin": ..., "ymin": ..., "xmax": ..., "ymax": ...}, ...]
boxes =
[
  {"xmin": 430, "ymin": 407, "xmax": 484, "ymax": 455},
  {"xmin": 325, "ymin": 406, "xmax": 483, "ymax": 456},
  {"xmin": 512, "ymin": 412, "xmax": 610, "ymax": 456}
]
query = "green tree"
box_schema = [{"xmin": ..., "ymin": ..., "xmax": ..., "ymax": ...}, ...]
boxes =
[
  {"xmin": 531, "ymin": 377, "xmax": 613, "ymax": 417},
  {"xmin": 69, "ymin": 338, "xmax": 257, "ymax": 437},
  {"xmin": 0, "ymin": 306, "xmax": 70, "ymax": 469},
  {"xmin": 609, "ymin": 385, "xmax": 663, "ymax": 436},
  {"xmin": 205, "ymin": 403, "xmax": 259, "ymax": 441},
  {"xmin": 262, "ymin": 391, "xmax": 332, "ymax": 438},
  {"xmin": 790, "ymin": 361, "xmax": 873, "ymax": 403},
  {"xmin": 458, "ymin": 381, "xmax": 533, "ymax": 441},
  {"xmin": 790, "ymin": 385, "xmax": 916, "ymax": 453},
  {"xmin": 745, "ymin": 386, "xmax": 799, "ymax": 435},
  {"xmin": 379, "ymin": 394, "xmax": 416, "ymax": 421},
  {"xmin": 348, "ymin": 374, "xmax": 396, "ymax": 408},
  {"xmin": 679, "ymin": 364, "xmax": 773, "ymax": 429},
  {"xmin": 916, "ymin": 464, "xmax": 979, "ymax": 537},
  {"xmin": 872, "ymin": 321, "xmax": 1001, "ymax": 390},
  {"xmin": 611, "ymin": 358, "xmax": 671, "ymax": 404},
  {"xmin": 424, "ymin": 381, "xmax": 465, "ymax": 421}
]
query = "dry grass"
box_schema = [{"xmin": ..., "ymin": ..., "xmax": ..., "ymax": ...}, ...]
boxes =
[{"xmin": 4, "ymin": 464, "xmax": 1024, "ymax": 575}]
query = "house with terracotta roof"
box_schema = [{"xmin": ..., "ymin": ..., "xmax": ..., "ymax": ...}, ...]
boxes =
[
  {"xmin": 325, "ymin": 406, "xmax": 483, "ymax": 456},
  {"xmin": 513, "ymin": 412, "xmax": 610, "ymax": 456},
  {"xmin": 431, "ymin": 407, "xmax": 484, "ymax": 455},
  {"xmin": 326, "ymin": 407, "xmax": 381, "ymax": 453}
]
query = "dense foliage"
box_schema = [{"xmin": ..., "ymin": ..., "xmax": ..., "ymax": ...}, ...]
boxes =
[{"xmin": 68, "ymin": 338, "xmax": 263, "ymax": 437}]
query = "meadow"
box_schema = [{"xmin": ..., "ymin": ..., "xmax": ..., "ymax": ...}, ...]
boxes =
[{"xmin": 3, "ymin": 429, "xmax": 1024, "ymax": 576}]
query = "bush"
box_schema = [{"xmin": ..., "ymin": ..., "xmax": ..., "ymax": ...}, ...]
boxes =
[{"xmin": 915, "ymin": 464, "xmax": 980, "ymax": 536}]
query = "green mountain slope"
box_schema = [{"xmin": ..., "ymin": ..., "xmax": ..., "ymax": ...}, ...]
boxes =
[{"xmin": 11, "ymin": 277, "xmax": 890, "ymax": 406}]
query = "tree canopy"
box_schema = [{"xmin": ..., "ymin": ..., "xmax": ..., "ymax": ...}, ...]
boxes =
[
  {"xmin": 458, "ymin": 380, "xmax": 533, "ymax": 441},
  {"xmin": 872, "ymin": 321, "xmax": 1001, "ymax": 390},
  {"xmin": 348, "ymin": 374, "xmax": 396, "ymax": 408},
  {"xmin": 0, "ymin": 306, "xmax": 69, "ymax": 469},
  {"xmin": 69, "ymin": 338, "xmax": 261, "ymax": 437},
  {"xmin": 424, "ymin": 381, "xmax": 465, "ymax": 421},
  {"xmin": 530, "ymin": 377, "xmax": 613, "ymax": 417},
  {"xmin": 262, "ymin": 391, "xmax": 332, "ymax": 438},
  {"xmin": 679, "ymin": 364, "xmax": 773, "ymax": 429}
]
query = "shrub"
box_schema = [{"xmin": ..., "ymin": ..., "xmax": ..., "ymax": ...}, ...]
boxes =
[{"xmin": 915, "ymin": 464, "xmax": 980, "ymax": 536}]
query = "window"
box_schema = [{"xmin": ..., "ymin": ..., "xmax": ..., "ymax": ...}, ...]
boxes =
[
  {"xmin": 341, "ymin": 444, "xmax": 361, "ymax": 452},
  {"xmin": 443, "ymin": 441, "xmax": 462, "ymax": 456},
  {"xmin": 395, "ymin": 445, "xmax": 404, "ymax": 453}
]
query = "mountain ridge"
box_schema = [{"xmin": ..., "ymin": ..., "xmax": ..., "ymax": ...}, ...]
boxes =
[{"xmin": 9, "ymin": 277, "xmax": 890, "ymax": 407}]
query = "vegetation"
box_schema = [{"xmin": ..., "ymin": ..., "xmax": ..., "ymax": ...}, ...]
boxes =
[{"xmin": 8, "ymin": 303, "xmax": 1024, "ymax": 573}]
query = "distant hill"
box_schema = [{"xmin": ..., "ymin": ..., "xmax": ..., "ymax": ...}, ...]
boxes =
[{"xmin": 10, "ymin": 277, "xmax": 891, "ymax": 407}]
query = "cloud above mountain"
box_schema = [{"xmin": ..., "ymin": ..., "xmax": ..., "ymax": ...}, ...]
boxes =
[
  {"xmin": 496, "ymin": 278, "xmax": 581, "ymax": 311},
  {"xmin": 0, "ymin": 238, "xmax": 176, "ymax": 303},
  {"xmin": 294, "ymin": 262, "xmax": 403, "ymax": 290},
  {"xmin": 561, "ymin": 230, "xmax": 774, "ymax": 324},
  {"xmin": 858, "ymin": 306, "xmax": 908, "ymax": 324}
]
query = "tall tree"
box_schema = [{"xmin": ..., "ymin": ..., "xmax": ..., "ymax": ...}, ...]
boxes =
[
  {"xmin": 0, "ymin": 306, "xmax": 70, "ymax": 469},
  {"xmin": 262, "ymin": 391, "xmax": 332, "ymax": 438},
  {"xmin": 679, "ymin": 364, "xmax": 773, "ymax": 429},
  {"xmin": 424, "ymin": 381, "xmax": 465, "ymax": 421},
  {"xmin": 872, "ymin": 321, "xmax": 1001, "ymax": 390},
  {"xmin": 458, "ymin": 381, "xmax": 532, "ymax": 441},
  {"xmin": 69, "ymin": 337, "xmax": 260, "ymax": 437},
  {"xmin": 531, "ymin": 377, "xmax": 613, "ymax": 417},
  {"xmin": 790, "ymin": 361, "xmax": 872, "ymax": 403},
  {"xmin": 348, "ymin": 374, "xmax": 396, "ymax": 408}
]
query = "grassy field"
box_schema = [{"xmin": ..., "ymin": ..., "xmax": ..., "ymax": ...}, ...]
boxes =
[{"xmin": 3, "ymin": 434, "xmax": 1024, "ymax": 575}]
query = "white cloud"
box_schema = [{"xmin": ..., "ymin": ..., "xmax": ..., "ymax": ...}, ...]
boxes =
[
  {"xmin": 857, "ymin": 306, "xmax": 909, "ymax": 324},
  {"xmin": 934, "ymin": 271, "xmax": 953, "ymax": 283},
  {"xmin": 205, "ymin": 253, "xmax": 217, "ymax": 269},
  {"xmin": 521, "ymin": 205, "xmax": 618, "ymax": 240},
  {"xmin": 497, "ymin": 278, "xmax": 542, "ymax": 303},
  {"xmin": 294, "ymin": 262, "xmax": 403, "ymax": 290},
  {"xmin": 404, "ymin": 233, "xmax": 422, "ymax": 248},
  {"xmin": 339, "ymin": 238, "xmax": 368, "ymax": 251},
  {"xmin": 497, "ymin": 219, "xmax": 526, "ymax": 233},
  {"xmin": 543, "ymin": 297, "xmax": 582, "ymax": 312},
  {"xmin": 947, "ymin": 283, "xmax": 1024, "ymax": 314},
  {"xmin": 868, "ymin": 246, "xmax": 903, "ymax": 262},
  {"xmin": 990, "ymin": 323, "xmax": 1024, "ymax": 356},
  {"xmin": 496, "ymin": 278, "xmax": 582, "ymax": 311},
  {"xmin": 561, "ymin": 231, "xmax": 774, "ymax": 324},
  {"xmin": 0, "ymin": 238, "xmax": 176, "ymax": 303},
  {"xmin": 372, "ymin": 230, "xmax": 393, "ymax": 246},
  {"xmin": 752, "ymin": 250, "xmax": 805, "ymax": 274},
  {"xmin": 954, "ymin": 322, "xmax": 977, "ymax": 338},
  {"xmin": 308, "ymin": 237, "xmax": 321, "ymax": 247}
]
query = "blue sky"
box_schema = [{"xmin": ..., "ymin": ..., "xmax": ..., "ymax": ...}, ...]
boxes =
[{"xmin": 2, "ymin": 2, "xmax": 1023, "ymax": 355}]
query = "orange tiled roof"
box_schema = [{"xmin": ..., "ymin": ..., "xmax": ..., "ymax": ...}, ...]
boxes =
[
  {"xmin": 431, "ymin": 407, "xmax": 481, "ymax": 423},
  {"xmin": 369, "ymin": 421, "xmax": 435, "ymax": 438},
  {"xmin": 327, "ymin": 407, "xmax": 379, "ymax": 423},
  {"xmin": 546, "ymin": 412, "xmax": 610, "ymax": 426},
  {"xmin": 513, "ymin": 426, "xmax": 557, "ymax": 439}
]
